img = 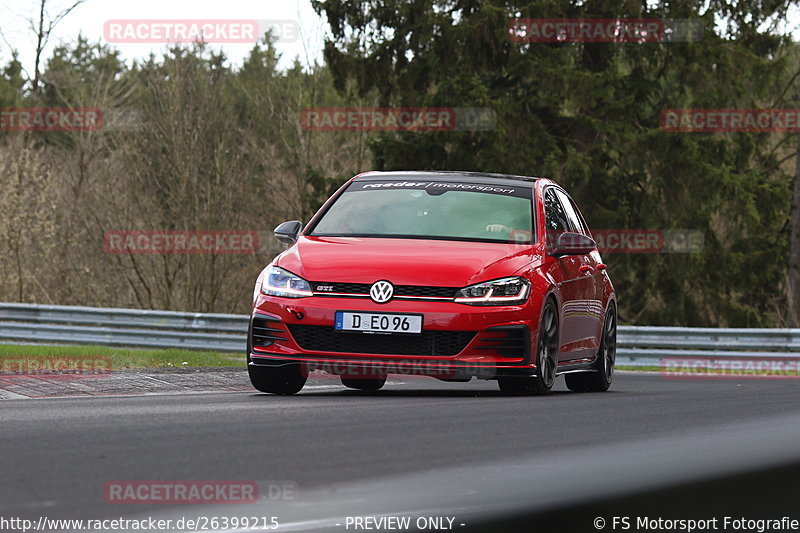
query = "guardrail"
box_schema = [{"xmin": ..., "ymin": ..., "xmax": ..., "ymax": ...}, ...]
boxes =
[
  {"xmin": 615, "ymin": 326, "xmax": 800, "ymax": 367},
  {"xmin": 1, "ymin": 302, "xmax": 799, "ymax": 367},
  {"xmin": 0, "ymin": 302, "xmax": 247, "ymax": 353}
]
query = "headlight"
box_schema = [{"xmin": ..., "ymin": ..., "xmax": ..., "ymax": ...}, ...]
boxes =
[
  {"xmin": 253, "ymin": 274, "xmax": 263, "ymax": 304},
  {"xmin": 454, "ymin": 277, "xmax": 530, "ymax": 306},
  {"xmin": 261, "ymin": 266, "xmax": 313, "ymax": 298}
]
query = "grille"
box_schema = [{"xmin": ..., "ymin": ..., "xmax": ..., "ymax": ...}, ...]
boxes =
[
  {"xmin": 311, "ymin": 282, "xmax": 459, "ymax": 299},
  {"xmin": 251, "ymin": 315, "xmax": 288, "ymax": 348},
  {"xmin": 395, "ymin": 285, "xmax": 458, "ymax": 298},
  {"xmin": 287, "ymin": 324, "xmax": 475, "ymax": 356},
  {"xmin": 313, "ymin": 282, "xmax": 371, "ymax": 294}
]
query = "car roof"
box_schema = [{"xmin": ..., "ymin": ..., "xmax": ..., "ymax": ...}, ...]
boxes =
[{"xmin": 354, "ymin": 170, "xmax": 542, "ymax": 188}]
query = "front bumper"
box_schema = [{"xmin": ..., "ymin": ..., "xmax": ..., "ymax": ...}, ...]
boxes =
[{"xmin": 248, "ymin": 295, "xmax": 536, "ymax": 379}]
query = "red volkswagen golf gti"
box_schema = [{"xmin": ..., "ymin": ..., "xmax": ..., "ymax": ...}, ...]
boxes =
[{"xmin": 248, "ymin": 171, "xmax": 616, "ymax": 395}]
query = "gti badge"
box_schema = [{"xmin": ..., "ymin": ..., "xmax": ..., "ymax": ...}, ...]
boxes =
[{"xmin": 370, "ymin": 280, "xmax": 394, "ymax": 303}]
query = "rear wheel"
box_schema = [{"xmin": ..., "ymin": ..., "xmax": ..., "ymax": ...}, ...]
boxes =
[
  {"xmin": 498, "ymin": 300, "xmax": 559, "ymax": 395},
  {"xmin": 341, "ymin": 376, "xmax": 387, "ymax": 391},
  {"xmin": 566, "ymin": 304, "xmax": 616, "ymax": 392},
  {"xmin": 248, "ymin": 363, "xmax": 307, "ymax": 395}
]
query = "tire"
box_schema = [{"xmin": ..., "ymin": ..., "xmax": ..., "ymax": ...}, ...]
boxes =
[
  {"xmin": 566, "ymin": 304, "xmax": 616, "ymax": 392},
  {"xmin": 341, "ymin": 376, "xmax": 387, "ymax": 391},
  {"xmin": 498, "ymin": 300, "xmax": 559, "ymax": 395},
  {"xmin": 248, "ymin": 363, "xmax": 307, "ymax": 395}
]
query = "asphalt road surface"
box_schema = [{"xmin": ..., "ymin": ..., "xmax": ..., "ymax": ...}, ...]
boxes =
[{"xmin": 2, "ymin": 372, "xmax": 800, "ymax": 532}]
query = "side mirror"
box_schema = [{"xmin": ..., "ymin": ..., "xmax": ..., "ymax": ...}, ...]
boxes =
[
  {"xmin": 274, "ymin": 220, "xmax": 303, "ymax": 245},
  {"xmin": 549, "ymin": 232, "xmax": 596, "ymax": 258}
]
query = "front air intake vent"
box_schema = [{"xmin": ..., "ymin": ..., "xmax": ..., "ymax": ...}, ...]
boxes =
[{"xmin": 251, "ymin": 315, "xmax": 288, "ymax": 348}]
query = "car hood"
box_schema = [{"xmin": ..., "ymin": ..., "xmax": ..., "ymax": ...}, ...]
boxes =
[{"xmin": 276, "ymin": 236, "xmax": 536, "ymax": 287}]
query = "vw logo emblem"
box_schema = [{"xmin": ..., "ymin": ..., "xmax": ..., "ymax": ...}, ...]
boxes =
[{"xmin": 370, "ymin": 280, "xmax": 394, "ymax": 304}]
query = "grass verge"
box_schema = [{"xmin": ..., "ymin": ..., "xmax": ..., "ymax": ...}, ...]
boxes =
[
  {"xmin": 617, "ymin": 366, "xmax": 661, "ymax": 372},
  {"xmin": 0, "ymin": 344, "xmax": 244, "ymax": 371}
]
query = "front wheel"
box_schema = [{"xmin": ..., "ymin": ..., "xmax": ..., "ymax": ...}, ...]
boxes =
[
  {"xmin": 249, "ymin": 363, "xmax": 307, "ymax": 395},
  {"xmin": 565, "ymin": 304, "xmax": 616, "ymax": 392},
  {"xmin": 498, "ymin": 300, "xmax": 559, "ymax": 395}
]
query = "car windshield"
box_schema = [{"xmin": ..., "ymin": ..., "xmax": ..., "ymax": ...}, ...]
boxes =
[{"xmin": 309, "ymin": 180, "xmax": 534, "ymax": 243}]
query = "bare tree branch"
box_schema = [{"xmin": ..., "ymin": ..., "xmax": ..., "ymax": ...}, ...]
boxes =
[{"xmin": 31, "ymin": 0, "xmax": 85, "ymax": 91}]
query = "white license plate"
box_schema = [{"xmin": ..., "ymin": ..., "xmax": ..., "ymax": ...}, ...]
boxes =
[{"xmin": 335, "ymin": 311, "xmax": 423, "ymax": 334}]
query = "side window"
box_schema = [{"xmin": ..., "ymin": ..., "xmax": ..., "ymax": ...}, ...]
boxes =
[
  {"xmin": 544, "ymin": 188, "xmax": 570, "ymax": 248},
  {"xmin": 569, "ymin": 197, "xmax": 591, "ymax": 237},
  {"xmin": 555, "ymin": 189, "xmax": 587, "ymax": 235}
]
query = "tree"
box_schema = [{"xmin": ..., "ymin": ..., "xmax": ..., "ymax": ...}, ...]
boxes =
[
  {"xmin": 312, "ymin": 0, "xmax": 799, "ymax": 326},
  {"xmin": 0, "ymin": 55, "xmax": 26, "ymax": 108},
  {"xmin": 0, "ymin": 135, "xmax": 57, "ymax": 302},
  {"xmin": 788, "ymin": 136, "xmax": 800, "ymax": 326}
]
